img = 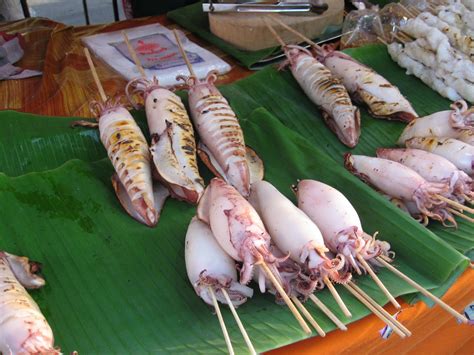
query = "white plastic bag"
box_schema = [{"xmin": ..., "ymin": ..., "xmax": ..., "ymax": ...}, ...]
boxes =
[{"xmin": 82, "ymin": 23, "xmax": 231, "ymax": 87}]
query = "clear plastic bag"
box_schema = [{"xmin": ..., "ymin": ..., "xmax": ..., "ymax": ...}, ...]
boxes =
[
  {"xmin": 341, "ymin": 3, "xmax": 385, "ymax": 49},
  {"xmin": 379, "ymin": 3, "xmax": 410, "ymax": 42}
]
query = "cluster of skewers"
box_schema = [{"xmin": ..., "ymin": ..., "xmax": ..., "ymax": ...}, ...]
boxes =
[{"xmin": 382, "ymin": 1, "xmax": 474, "ymax": 103}]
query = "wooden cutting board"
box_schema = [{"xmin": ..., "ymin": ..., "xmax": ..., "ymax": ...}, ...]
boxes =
[{"xmin": 208, "ymin": 0, "xmax": 344, "ymax": 51}]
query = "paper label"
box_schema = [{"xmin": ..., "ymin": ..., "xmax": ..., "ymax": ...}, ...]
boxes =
[{"xmin": 111, "ymin": 33, "xmax": 204, "ymax": 70}]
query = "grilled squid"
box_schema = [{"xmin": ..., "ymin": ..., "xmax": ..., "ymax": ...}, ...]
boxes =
[
  {"xmin": 178, "ymin": 71, "xmax": 263, "ymax": 197},
  {"xmin": 344, "ymin": 154, "xmax": 453, "ymax": 223},
  {"xmin": 295, "ymin": 179, "xmax": 392, "ymax": 274},
  {"xmin": 282, "ymin": 45, "xmax": 360, "ymax": 148},
  {"xmin": 248, "ymin": 180, "xmax": 351, "ymax": 286},
  {"xmin": 0, "ymin": 252, "xmax": 57, "ymax": 354},
  {"xmin": 74, "ymin": 98, "xmax": 169, "ymax": 226},
  {"xmin": 126, "ymin": 77, "xmax": 204, "ymax": 204},
  {"xmin": 397, "ymin": 100, "xmax": 474, "ymax": 145},
  {"xmin": 185, "ymin": 217, "xmax": 253, "ymax": 307},
  {"xmin": 405, "ymin": 137, "xmax": 474, "ymax": 176},
  {"xmin": 377, "ymin": 148, "xmax": 473, "ymax": 202},
  {"xmin": 197, "ymin": 178, "xmax": 285, "ymax": 287},
  {"xmin": 318, "ymin": 45, "xmax": 418, "ymax": 122}
]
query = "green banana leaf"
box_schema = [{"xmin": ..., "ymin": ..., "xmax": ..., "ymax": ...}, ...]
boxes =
[
  {"xmin": 167, "ymin": 2, "xmax": 341, "ymax": 69},
  {"xmin": 0, "ymin": 107, "xmax": 468, "ymax": 354}
]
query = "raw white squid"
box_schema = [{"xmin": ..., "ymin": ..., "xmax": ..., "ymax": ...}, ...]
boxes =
[
  {"xmin": 197, "ymin": 178, "xmax": 285, "ymax": 288},
  {"xmin": 249, "ymin": 180, "xmax": 351, "ymax": 285},
  {"xmin": 405, "ymin": 137, "xmax": 474, "ymax": 176},
  {"xmin": 344, "ymin": 154, "xmax": 452, "ymax": 221},
  {"xmin": 126, "ymin": 77, "xmax": 205, "ymax": 204},
  {"xmin": 397, "ymin": 100, "xmax": 474, "ymax": 144},
  {"xmin": 318, "ymin": 45, "xmax": 418, "ymax": 122},
  {"xmin": 295, "ymin": 179, "xmax": 392, "ymax": 274},
  {"xmin": 0, "ymin": 252, "xmax": 57, "ymax": 354},
  {"xmin": 185, "ymin": 217, "xmax": 253, "ymax": 307},
  {"xmin": 377, "ymin": 148, "xmax": 473, "ymax": 202},
  {"xmin": 283, "ymin": 45, "xmax": 361, "ymax": 148}
]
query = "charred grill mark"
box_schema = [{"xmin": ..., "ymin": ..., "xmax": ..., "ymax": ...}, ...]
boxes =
[{"xmin": 379, "ymin": 84, "xmax": 392, "ymax": 88}]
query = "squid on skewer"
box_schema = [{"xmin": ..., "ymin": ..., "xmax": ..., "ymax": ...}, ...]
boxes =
[
  {"xmin": 295, "ymin": 180, "xmax": 392, "ymax": 274},
  {"xmin": 248, "ymin": 180, "xmax": 351, "ymax": 288},
  {"xmin": 126, "ymin": 77, "xmax": 204, "ymax": 204},
  {"xmin": 317, "ymin": 45, "xmax": 418, "ymax": 122},
  {"xmin": 185, "ymin": 217, "xmax": 253, "ymax": 306},
  {"xmin": 344, "ymin": 154, "xmax": 455, "ymax": 224},
  {"xmin": 197, "ymin": 178, "xmax": 285, "ymax": 287},
  {"xmin": 377, "ymin": 148, "xmax": 473, "ymax": 202},
  {"xmin": 405, "ymin": 137, "xmax": 474, "ymax": 176},
  {"xmin": 0, "ymin": 252, "xmax": 58, "ymax": 354},
  {"xmin": 178, "ymin": 72, "xmax": 263, "ymax": 198},
  {"xmin": 282, "ymin": 45, "xmax": 361, "ymax": 148},
  {"xmin": 397, "ymin": 100, "xmax": 474, "ymax": 145},
  {"xmin": 74, "ymin": 98, "xmax": 169, "ymax": 226}
]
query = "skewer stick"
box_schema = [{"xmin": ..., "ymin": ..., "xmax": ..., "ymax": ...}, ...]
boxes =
[
  {"xmin": 435, "ymin": 194, "xmax": 474, "ymax": 215},
  {"xmin": 377, "ymin": 36, "xmax": 389, "ymax": 46},
  {"xmin": 375, "ymin": 257, "xmax": 468, "ymax": 324},
  {"xmin": 323, "ymin": 277, "xmax": 352, "ymax": 318},
  {"xmin": 309, "ymin": 294, "xmax": 347, "ymax": 331},
  {"xmin": 221, "ymin": 289, "xmax": 256, "ymax": 355},
  {"xmin": 122, "ymin": 31, "xmax": 146, "ymax": 78},
  {"xmin": 264, "ymin": 19, "xmax": 287, "ymax": 48},
  {"xmin": 268, "ymin": 15, "xmax": 322, "ymax": 53},
  {"xmin": 343, "ymin": 283, "xmax": 406, "ymax": 338},
  {"xmin": 258, "ymin": 260, "xmax": 312, "ymax": 334},
  {"xmin": 209, "ymin": 287, "xmax": 234, "ymax": 355},
  {"xmin": 172, "ymin": 29, "xmax": 197, "ymax": 78},
  {"xmin": 461, "ymin": 194, "xmax": 473, "ymax": 205},
  {"xmin": 291, "ymin": 296, "xmax": 326, "ymax": 337},
  {"xmin": 399, "ymin": 4, "xmax": 417, "ymax": 18},
  {"xmin": 447, "ymin": 207, "xmax": 474, "ymax": 223},
  {"xmin": 356, "ymin": 254, "xmax": 401, "ymax": 309},
  {"xmin": 349, "ymin": 281, "xmax": 412, "ymax": 336},
  {"xmin": 83, "ymin": 47, "xmax": 107, "ymax": 103}
]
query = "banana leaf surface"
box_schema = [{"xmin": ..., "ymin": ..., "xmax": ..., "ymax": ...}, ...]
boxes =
[{"xmin": 0, "ymin": 106, "xmax": 468, "ymax": 353}]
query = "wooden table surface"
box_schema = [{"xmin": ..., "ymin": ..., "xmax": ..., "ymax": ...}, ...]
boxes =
[{"xmin": 0, "ymin": 15, "xmax": 472, "ymax": 354}]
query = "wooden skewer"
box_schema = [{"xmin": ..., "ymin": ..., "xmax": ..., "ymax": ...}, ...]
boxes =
[
  {"xmin": 267, "ymin": 15, "xmax": 322, "ymax": 53},
  {"xmin": 436, "ymin": 194, "xmax": 474, "ymax": 215},
  {"xmin": 83, "ymin": 47, "xmax": 107, "ymax": 103},
  {"xmin": 209, "ymin": 287, "xmax": 235, "ymax": 355},
  {"xmin": 461, "ymin": 194, "xmax": 473, "ymax": 205},
  {"xmin": 376, "ymin": 257, "xmax": 468, "ymax": 324},
  {"xmin": 399, "ymin": 4, "xmax": 417, "ymax": 18},
  {"xmin": 122, "ymin": 31, "xmax": 146, "ymax": 78},
  {"xmin": 447, "ymin": 207, "xmax": 474, "ymax": 223},
  {"xmin": 349, "ymin": 281, "xmax": 412, "ymax": 337},
  {"xmin": 172, "ymin": 29, "xmax": 197, "ymax": 78},
  {"xmin": 291, "ymin": 296, "xmax": 326, "ymax": 337},
  {"xmin": 343, "ymin": 283, "xmax": 406, "ymax": 338},
  {"xmin": 264, "ymin": 18, "xmax": 287, "ymax": 48},
  {"xmin": 258, "ymin": 260, "xmax": 312, "ymax": 334},
  {"xmin": 377, "ymin": 36, "xmax": 389, "ymax": 46},
  {"xmin": 356, "ymin": 254, "xmax": 401, "ymax": 309},
  {"xmin": 221, "ymin": 289, "xmax": 256, "ymax": 355},
  {"xmin": 309, "ymin": 294, "xmax": 347, "ymax": 331},
  {"xmin": 323, "ymin": 277, "xmax": 352, "ymax": 318}
]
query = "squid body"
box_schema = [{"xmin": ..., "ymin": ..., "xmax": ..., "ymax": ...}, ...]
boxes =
[
  {"xmin": 318, "ymin": 45, "xmax": 418, "ymax": 122},
  {"xmin": 295, "ymin": 179, "xmax": 391, "ymax": 274},
  {"xmin": 284, "ymin": 45, "xmax": 360, "ymax": 148},
  {"xmin": 0, "ymin": 252, "xmax": 57, "ymax": 354},
  {"xmin": 185, "ymin": 217, "xmax": 253, "ymax": 307},
  {"xmin": 249, "ymin": 180, "xmax": 351, "ymax": 285},
  {"xmin": 126, "ymin": 77, "xmax": 204, "ymax": 204}
]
